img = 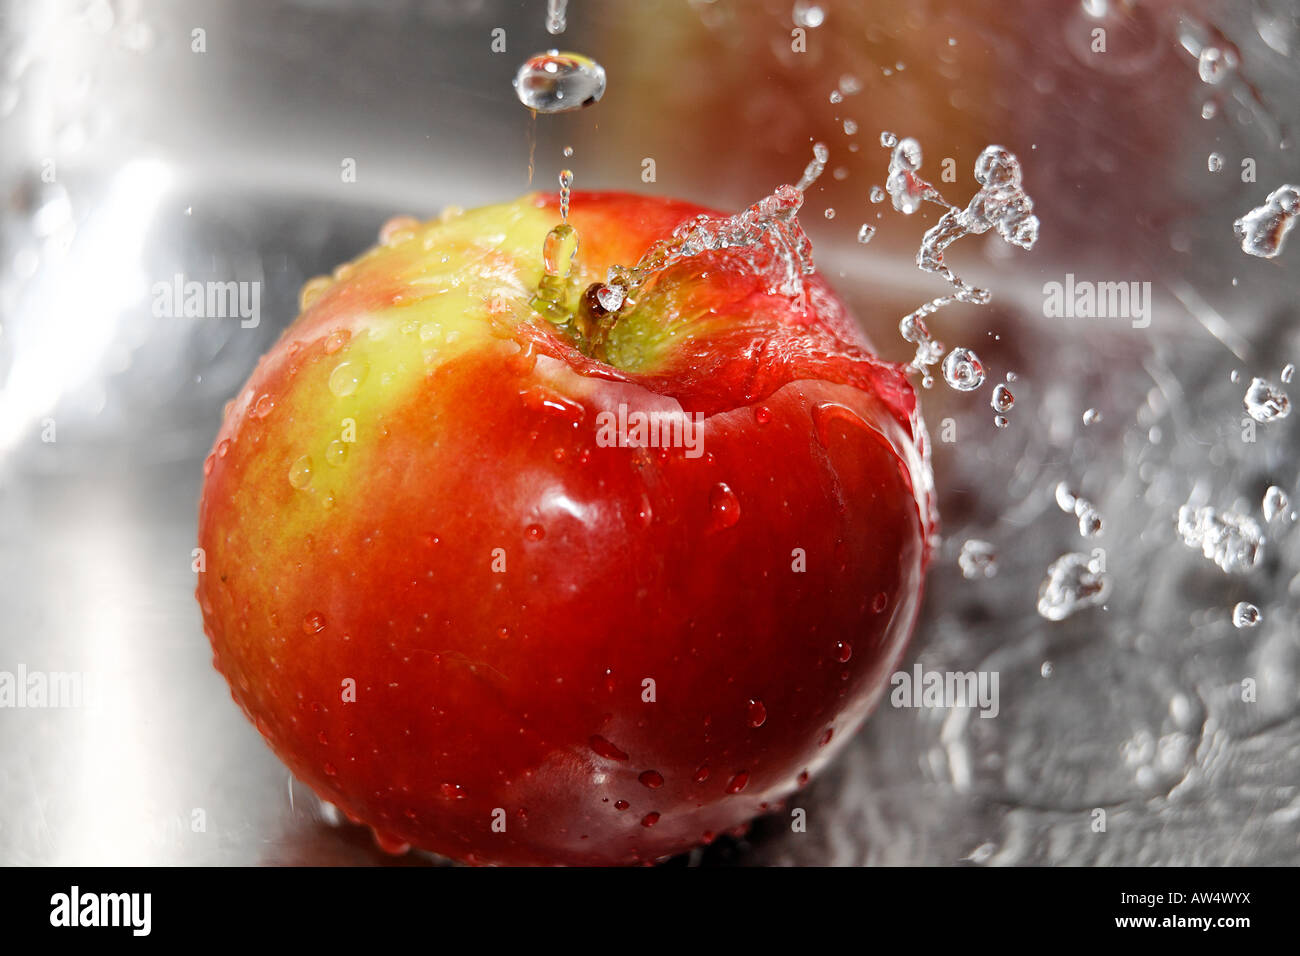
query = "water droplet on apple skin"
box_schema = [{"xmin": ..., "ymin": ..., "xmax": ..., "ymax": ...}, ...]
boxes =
[
  {"xmin": 638, "ymin": 770, "xmax": 664, "ymax": 789},
  {"xmin": 288, "ymin": 455, "xmax": 314, "ymax": 489},
  {"xmin": 725, "ymin": 771, "xmax": 750, "ymax": 794},
  {"xmin": 708, "ymin": 482, "xmax": 741, "ymax": 530},
  {"xmin": 589, "ymin": 734, "xmax": 629, "ymax": 761},
  {"xmin": 747, "ymin": 698, "xmax": 767, "ymax": 727},
  {"xmin": 328, "ymin": 360, "xmax": 368, "ymax": 398}
]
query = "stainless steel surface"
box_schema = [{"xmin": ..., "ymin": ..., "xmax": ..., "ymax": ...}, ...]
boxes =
[{"xmin": 2, "ymin": 0, "xmax": 1298, "ymax": 865}]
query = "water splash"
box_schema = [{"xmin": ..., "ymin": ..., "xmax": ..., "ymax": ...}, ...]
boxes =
[
  {"xmin": 795, "ymin": 142, "xmax": 830, "ymax": 192},
  {"xmin": 1262, "ymin": 485, "xmax": 1290, "ymax": 522},
  {"xmin": 887, "ymin": 142, "xmax": 1039, "ymax": 383},
  {"xmin": 595, "ymin": 185, "xmax": 815, "ymax": 315},
  {"xmin": 1243, "ymin": 376, "xmax": 1291, "ymax": 422},
  {"xmin": 1037, "ymin": 553, "xmax": 1112, "ymax": 621},
  {"xmin": 1176, "ymin": 504, "xmax": 1264, "ymax": 574},
  {"xmin": 1233, "ymin": 184, "xmax": 1298, "ymax": 258},
  {"xmin": 958, "ymin": 539, "xmax": 998, "ymax": 579}
]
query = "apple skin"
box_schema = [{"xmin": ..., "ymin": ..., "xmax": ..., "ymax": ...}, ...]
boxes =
[{"xmin": 196, "ymin": 190, "xmax": 936, "ymax": 865}]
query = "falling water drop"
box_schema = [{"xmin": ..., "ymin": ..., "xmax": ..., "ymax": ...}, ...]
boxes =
[
  {"xmin": 546, "ymin": 0, "xmax": 567, "ymax": 35},
  {"xmin": 559, "ymin": 168, "xmax": 574, "ymax": 222},
  {"xmin": 513, "ymin": 51, "xmax": 606, "ymax": 113}
]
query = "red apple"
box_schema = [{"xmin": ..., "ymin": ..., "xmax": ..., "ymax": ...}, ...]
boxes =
[{"xmin": 196, "ymin": 190, "xmax": 936, "ymax": 865}]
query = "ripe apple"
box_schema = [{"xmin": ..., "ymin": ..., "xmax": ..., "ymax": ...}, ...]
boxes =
[{"xmin": 196, "ymin": 190, "xmax": 936, "ymax": 865}]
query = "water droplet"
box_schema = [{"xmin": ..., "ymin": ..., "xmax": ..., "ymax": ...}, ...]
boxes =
[
  {"xmin": 792, "ymin": 1, "xmax": 825, "ymax": 29},
  {"xmin": 641, "ymin": 811, "xmax": 661, "ymax": 827},
  {"xmin": 958, "ymin": 539, "xmax": 998, "ymax": 579},
  {"xmin": 828, "ymin": 90, "xmax": 842, "ymax": 104},
  {"xmin": 990, "ymin": 382, "xmax": 1014, "ymax": 412},
  {"xmin": 614, "ymin": 799, "xmax": 629, "ymax": 810},
  {"xmin": 1040, "ymin": 661, "xmax": 1054, "ymax": 678},
  {"xmin": 525, "ymin": 523, "xmax": 545, "ymax": 541},
  {"xmin": 1244, "ymin": 376, "xmax": 1291, "ymax": 422},
  {"xmin": 755, "ymin": 405, "xmax": 772, "ymax": 424},
  {"xmin": 379, "ymin": 214, "xmax": 420, "ymax": 245},
  {"xmin": 513, "ymin": 50, "xmax": 606, "ymax": 113},
  {"xmin": 834, "ymin": 641, "xmax": 852, "ymax": 662},
  {"xmin": 993, "ymin": 415, "xmax": 1009, "ymax": 428},
  {"xmin": 1082, "ymin": 407, "xmax": 1101, "ymax": 425},
  {"xmin": 595, "ymin": 284, "xmax": 625, "ymax": 312},
  {"xmin": 1036, "ymin": 553, "xmax": 1112, "ymax": 621},
  {"xmin": 299, "ymin": 275, "xmax": 331, "ymax": 311},
  {"xmin": 856, "ymin": 223, "xmax": 876, "ymax": 243},
  {"xmin": 709, "ymin": 482, "xmax": 741, "ymax": 530},
  {"xmin": 546, "ymin": 0, "xmax": 567, "ymax": 35},
  {"xmin": 880, "ymin": 130, "xmax": 898, "ymax": 148},
  {"xmin": 563, "ymin": 144, "xmax": 574, "ymax": 157},
  {"xmin": 1201, "ymin": 100, "xmax": 1218, "ymax": 119},
  {"xmin": 1232, "ymin": 601, "xmax": 1261, "ymax": 628},
  {"xmin": 747, "ymin": 699, "xmax": 767, "ymax": 727},
  {"xmin": 288, "ymin": 455, "xmax": 313, "ymax": 489},
  {"xmin": 589, "ymin": 735, "xmax": 629, "ymax": 761},
  {"xmin": 1197, "ymin": 45, "xmax": 1238, "ymax": 84},
  {"xmin": 638, "ymin": 770, "xmax": 664, "ymax": 789},
  {"xmin": 823, "ymin": 207, "xmax": 835, "ymax": 219},
  {"xmin": 325, "ymin": 439, "xmax": 347, "ymax": 467},
  {"xmin": 819, "ymin": 728, "xmax": 834, "ymax": 746},
  {"xmin": 725, "ymin": 771, "xmax": 749, "ymax": 794},
  {"xmin": 323, "ymin": 329, "xmax": 349, "ymax": 354},
  {"xmin": 869, "ymin": 186, "xmax": 885, "ymax": 204},
  {"xmin": 251, "ymin": 393, "xmax": 275, "ymax": 419},
  {"xmin": 302, "ymin": 611, "xmax": 326, "ymax": 634},
  {"xmin": 1282, "ymin": 363, "xmax": 1295, "ymax": 383},
  {"xmin": 942, "ymin": 348, "xmax": 986, "ymax": 391},
  {"xmin": 328, "ymin": 360, "xmax": 368, "ymax": 398},
  {"xmin": 216, "ymin": 439, "xmax": 231, "ymax": 458},
  {"xmin": 1234, "ymin": 185, "xmax": 1299, "ymax": 258},
  {"xmin": 558, "ymin": 168, "xmax": 574, "ymax": 222},
  {"xmin": 440, "ymin": 782, "xmax": 467, "ymax": 800},
  {"xmin": 1263, "ymin": 485, "xmax": 1290, "ymax": 522},
  {"xmin": 843, "ymin": 118, "xmax": 858, "ymax": 135},
  {"xmin": 1207, "ymin": 152, "xmax": 1224, "ymax": 173}
]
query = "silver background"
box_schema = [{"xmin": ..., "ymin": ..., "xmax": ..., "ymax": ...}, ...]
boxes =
[{"xmin": 1, "ymin": 0, "xmax": 1298, "ymax": 865}]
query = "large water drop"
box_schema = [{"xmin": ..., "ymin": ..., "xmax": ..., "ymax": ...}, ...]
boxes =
[{"xmin": 513, "ymin": 51, "xmax": 606, "ymax": 113}]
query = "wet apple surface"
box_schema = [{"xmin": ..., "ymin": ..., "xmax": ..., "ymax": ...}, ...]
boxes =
[{"xmin": 196, "ymin": 190, "xmax": 936, "ymax": 865}]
